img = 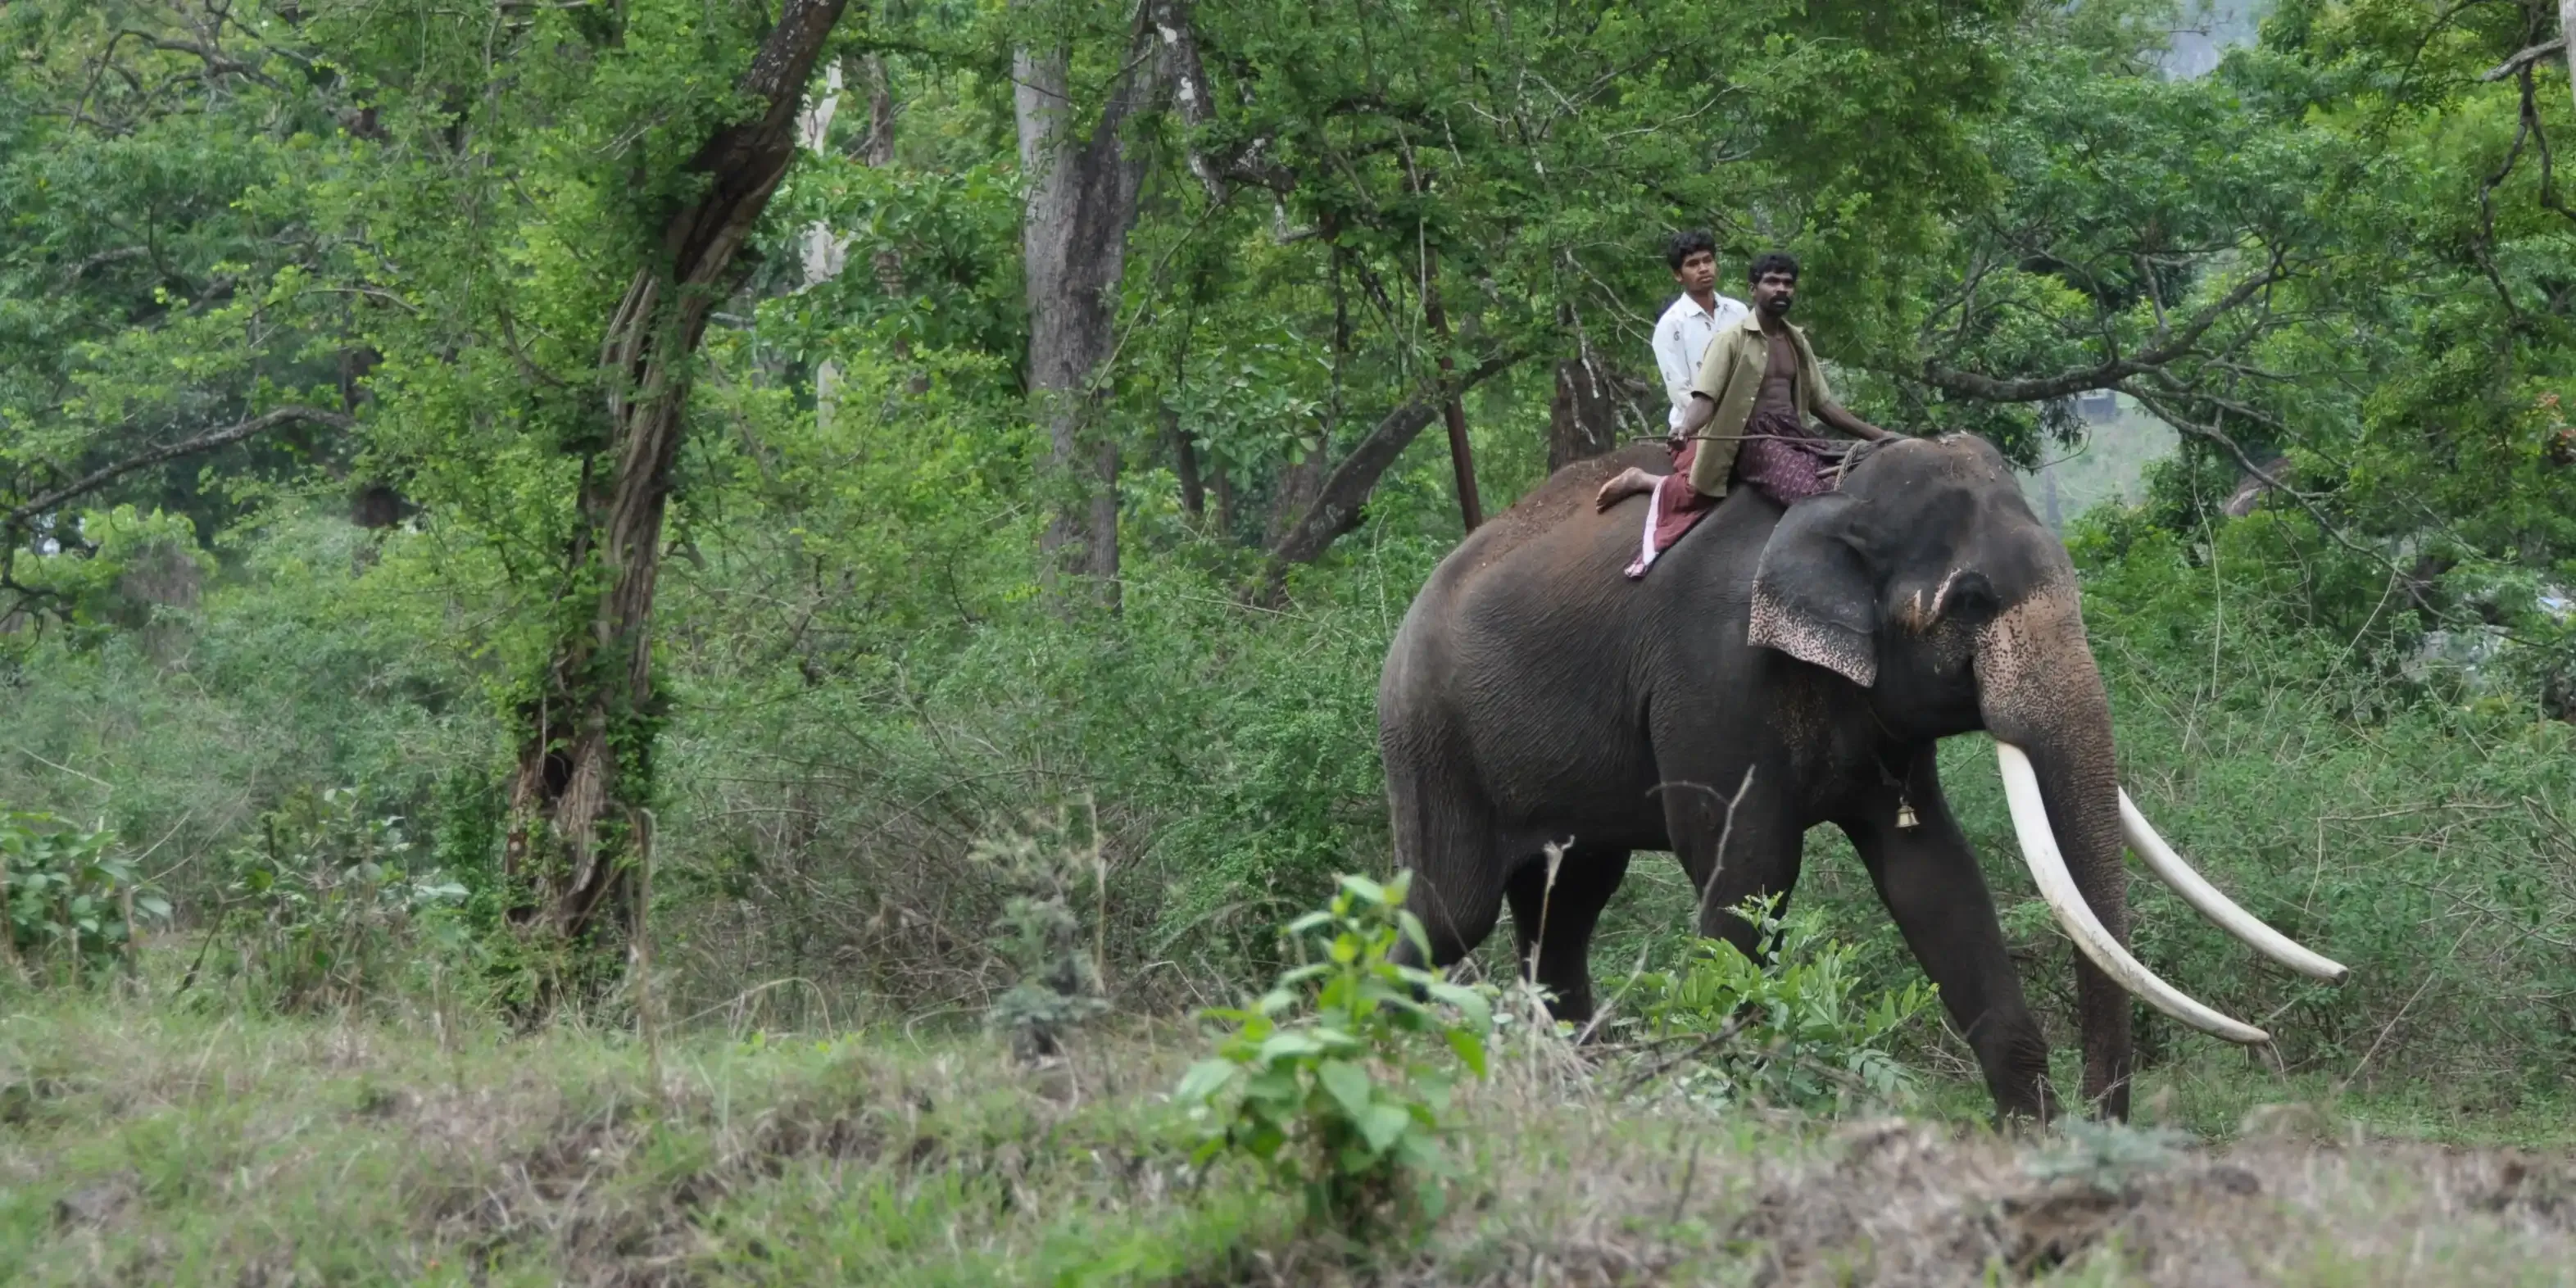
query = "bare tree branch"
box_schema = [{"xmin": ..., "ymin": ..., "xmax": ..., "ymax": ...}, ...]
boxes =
[
  {"xmin": 138, "ymin": 33, "xmax": 284, "ymax": 90},
  {"xmin": 2483, "ymin": 35, "xmax": 2565, "ymax": 81},
  {"xmin": 6, "ymin": 406, "xmax": 355, "ymax": 527}
]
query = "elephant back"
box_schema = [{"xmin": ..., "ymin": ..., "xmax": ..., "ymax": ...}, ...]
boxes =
[{"xmin": 1450, "ymin": 442, "xmax": 1671, "ymax": 572}]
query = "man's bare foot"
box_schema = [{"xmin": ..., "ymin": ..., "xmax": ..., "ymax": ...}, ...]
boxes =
[{"xmin": 1594, "ymin": 466, "xmax": 1658, "ymax": 511}]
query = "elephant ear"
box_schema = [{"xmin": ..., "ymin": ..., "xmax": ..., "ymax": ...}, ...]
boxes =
[{"xmin": 1748, "ymin": 492, "xmax": 1880, "ymax": 687}]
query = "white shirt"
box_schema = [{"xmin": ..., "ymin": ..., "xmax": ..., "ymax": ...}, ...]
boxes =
[{"xmin": 1651, "ymin": 291, "xmax": 1750, "ymax": 429}]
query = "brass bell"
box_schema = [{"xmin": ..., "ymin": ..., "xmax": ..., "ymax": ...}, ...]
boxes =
[{"xmin": 1894, "ymin": 800, "xmax": 1920, "ymax": 830}]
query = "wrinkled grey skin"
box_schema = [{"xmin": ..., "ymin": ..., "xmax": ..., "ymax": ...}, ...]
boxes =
[{"xmin": 1378, "ymin": 435, "xmax": 2134, "ymax": 1121}]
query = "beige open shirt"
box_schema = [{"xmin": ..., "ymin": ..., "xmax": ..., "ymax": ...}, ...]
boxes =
[{"xmin": 1682, "ymin": 311, "xmax": 1833, "ymax": 497}]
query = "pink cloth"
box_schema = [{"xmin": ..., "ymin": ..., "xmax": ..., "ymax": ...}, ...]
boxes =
[{"xmin": 1624, "ymin": 441, "xmax": 1719, "ymax": 579}]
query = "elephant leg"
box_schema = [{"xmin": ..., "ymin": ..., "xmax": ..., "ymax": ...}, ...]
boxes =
[
  {"xmin": 1839, "ymin": 755, "xmax": 2057, "ymax": 1122},
  {"xmin": 1662, "ymin": 769, "xmax": 1805, "ymax": 959},
  {"xmin": 1503, "ymin": 846, "xmax": 1631, "ymax": 1024}
]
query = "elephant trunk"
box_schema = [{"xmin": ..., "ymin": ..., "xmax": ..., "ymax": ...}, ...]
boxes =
[
  {"xmin": 1973, "ymin": 585, "xmax": 2345, "ymax": 1118},
  {"xmin": 1974, "ymin": 587, "xmax": 2156, "ymax": 1117}
]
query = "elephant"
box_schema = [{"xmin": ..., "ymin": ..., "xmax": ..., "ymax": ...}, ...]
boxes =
[{"xmin": 1376, "ymin": 433, "xmax": 2344, "ymax": 1119}]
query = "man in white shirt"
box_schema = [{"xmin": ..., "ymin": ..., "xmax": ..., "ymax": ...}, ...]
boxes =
[{"xmin": 1650, "ymin": 230, "xmax": 1749, "ymax": 441}]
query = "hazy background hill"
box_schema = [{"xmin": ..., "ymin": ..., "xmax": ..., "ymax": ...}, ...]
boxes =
[{"xmin": 2021, "ymin": 397, "xmax": 2182, "ymax": 528}]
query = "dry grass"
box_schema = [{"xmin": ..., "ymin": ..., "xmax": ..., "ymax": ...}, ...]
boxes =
[{"xmin": 6, "ymin": 992, "xmax": 2576, "ymax": 1286}]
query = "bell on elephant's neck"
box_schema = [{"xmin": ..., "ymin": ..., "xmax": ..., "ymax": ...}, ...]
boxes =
[{"xmin": 1895, "ymin": 799, "xmax": 1920, "ymax": 830}]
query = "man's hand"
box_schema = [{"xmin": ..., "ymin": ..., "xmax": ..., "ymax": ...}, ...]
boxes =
[
  {"xmin": 1673, "ymin": 392, "xmax": 1718, "ymax": 444},
  {"xmin": 1595, "ymin": 466, "xmax": 1661, "ymax": 511}
]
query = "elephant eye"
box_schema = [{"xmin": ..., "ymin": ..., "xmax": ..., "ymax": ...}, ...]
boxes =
[{"xmin": 1939, "ymin": 570, "xmax": 2001, "ymax": 623}]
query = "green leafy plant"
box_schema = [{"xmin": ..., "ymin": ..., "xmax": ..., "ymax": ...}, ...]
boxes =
[
  {"xmin": 1174, "ymin": 872, "xmax": 1494, "ymax": 1236},
  {"xmin": 1626, "ymin": 896, "xmax": 1934, "ymax": 1115},
  {"xmin": 0, "ymin": 810, "xmax": 169, "ymax": 981},
  {"xmin": 194, "ymin": 787, "xmax": 469, "ymax": 1012}
]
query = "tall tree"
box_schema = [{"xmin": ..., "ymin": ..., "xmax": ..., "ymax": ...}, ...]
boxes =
[{"xmin": 502, "ymin": 0, "xmax": 853, "ymax": 954}]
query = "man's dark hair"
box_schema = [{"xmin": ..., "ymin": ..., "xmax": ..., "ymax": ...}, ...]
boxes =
[
  {"xmin": 1666, "ymin": 229, "xmax": 1717, "ymax": 272},
  {"xmin": 1748, "ymin": 251, "xmax": 1800, "ymax": 283}
]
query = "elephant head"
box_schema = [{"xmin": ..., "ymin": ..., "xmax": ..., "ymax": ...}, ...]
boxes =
[{"xmin": 1744, "ymin": 434, "xmax": 2342, "ymax": 1108}]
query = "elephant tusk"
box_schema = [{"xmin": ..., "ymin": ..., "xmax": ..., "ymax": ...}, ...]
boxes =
[
  {"xmin": 1996, "ymin": 743, "xmax": 2270, "ymax": 1045},
  {"xmin": 2120, "ymin": 791, "xmax": 2350, "ymax": 983}
]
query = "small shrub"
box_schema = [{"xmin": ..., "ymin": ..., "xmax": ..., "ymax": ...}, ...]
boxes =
[
  {"xmin": 0, "ymin": 810, "xmax": 169, "ymax": 981},
  {"xmin": 1174, "ymin": 872, "xmax": 1494, "ymax": 1237},
  {"xmin": 1626, "ymin": 896, "xmax": 1934, "ymax": 1115},
  {"xmin": 973, "ymin": 804, "xmax": 1110, "ymax": 1059},
  {"xmin": 197, "ymin": 787, "xmax": 469, "ymax": 1011}
]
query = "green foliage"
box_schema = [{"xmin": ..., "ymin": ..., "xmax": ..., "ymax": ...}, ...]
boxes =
[
  {"xmin": 0, "ymin": 810, "xmax": 166, "ymax": 980},
  {"xmin": 0, "ymin": 506, "xmax": 209, "ymax": 657},
  {"xmin": 2041, "ymin": 506, "xmax": 2576, "ymax": 1090},
  {"xmin": 198, "ymin": 787, "xmax": 470, "ymax": 1013},
  {"xmin": 1145, "ymin": 578, "xmax": 1408, "ymax": 951},
  {"xmin": 1627, "ymin": 897, "xmax": 1936, "ymax": 1115},
  {"xmin": 1175, "ymin": 872, "xmax": 1494, "ymax": 1236},
  {"xmin": 2025, "ymin": 1119, "xmax": 2191, "ymax": 1195}
]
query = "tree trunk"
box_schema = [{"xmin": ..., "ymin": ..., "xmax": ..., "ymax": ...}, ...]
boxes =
[
  {"xmin": 2563, "ymin": 0, "xmax": 2576, "ymax": 118},
  {"xmin": 859, "ymin": 54, "xmax": 896, "ymax": 166},
  {"xmin": 852, "ymin": 53, "xmax": 916, "ymax": 390},
  {"xmin": 1419, "ymin": 250, "xmax": 1481, "ymax": 532},
  {"xmin": 1017, "ymin": 3, "xmax": 1177, "ymax": 605},
  {"xmin": 503, "ymin": 0, "xmax": 850, "ymax": 963},
  {"xmin": 1209, "ymin": 456, "xmax": 1236, "ymax": 540},
  {"xmin": 800, "ymin": 61, "xmax": 851, "ymax": 434},
  {"xmin": 1166, "ymin": 326, "xmax": 1202, "ymax": 522},
  {"xmin": 1166, "ymin": 401, "xmax": 1204, "ymax": 521},
  {"xmin": 1265, "ymin": 448, "xmax": 1327, "ymax": 549},
  {"xmin": 1547, "ymin": 354, "xmax": 1623, "ymax": 471}
]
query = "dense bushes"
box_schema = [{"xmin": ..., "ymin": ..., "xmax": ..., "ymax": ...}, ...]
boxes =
[{"xmin": 1625, "ymin": 896, "xmax": 1937, "ymax": 1114}]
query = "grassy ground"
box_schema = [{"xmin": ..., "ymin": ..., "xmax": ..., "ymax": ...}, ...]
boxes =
[{"xmin": 9, "ymin": 983, "xmax": 2576, "ymax": 1286}]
